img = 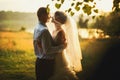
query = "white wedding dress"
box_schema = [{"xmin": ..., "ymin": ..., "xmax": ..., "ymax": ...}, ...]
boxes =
[{"xmin": 48, "ymin": 16, "xmax": 82, "ymax": 80}]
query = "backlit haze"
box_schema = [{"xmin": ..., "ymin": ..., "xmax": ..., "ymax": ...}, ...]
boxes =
[
  {"xmin": 0, "ymin": 0, "xmax": 113, "ymax": 38},
  {"xmin": 0, "ymin": 0, "xmax": 113, "ymax": 13}
]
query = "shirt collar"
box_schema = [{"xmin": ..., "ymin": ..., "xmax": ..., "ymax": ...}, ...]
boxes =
[{"xmin": 39, "ymin": 21, "xmax": 47, "ymax": 27}]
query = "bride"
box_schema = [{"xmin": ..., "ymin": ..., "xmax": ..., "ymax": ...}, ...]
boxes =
[{"xmin": 48, "ymin": 11, "xmax": 82, "ymax": 80}]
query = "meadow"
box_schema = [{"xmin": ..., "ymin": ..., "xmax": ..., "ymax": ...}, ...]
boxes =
[
  {"xmin": 0, "ymin": 31, "xmax": 35, "ymax": 80},
  {"xmin": 0, "ymin": 31, "xmax": 120, "ymax": 80}
]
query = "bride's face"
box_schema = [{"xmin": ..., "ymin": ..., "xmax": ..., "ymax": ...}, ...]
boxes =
[{"xmin": 52, "ymin": 16, "xmax": 62, "ymax": 26}]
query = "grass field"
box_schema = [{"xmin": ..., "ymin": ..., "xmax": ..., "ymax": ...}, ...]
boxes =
[
  {"xmin": 0, "ymin": 31, "xmax": 35, "ymax": 80},
  {"xmin": 0, "ymin": 31, "xmax": 120, "ymax": 80}
]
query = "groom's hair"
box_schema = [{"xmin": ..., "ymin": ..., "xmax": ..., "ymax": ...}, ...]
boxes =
[
  {"xmin": 55, "ymin": 11, "xmax": 67, "ymax": 24},
  {"xmin": 37, "ymin": 7, "xmax": 49, "ymax": 22}
]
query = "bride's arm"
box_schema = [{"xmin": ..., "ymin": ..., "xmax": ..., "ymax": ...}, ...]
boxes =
[
  {"xmin": 54, "ymin": 30, "xmax": 66, "ymax": 45},
  {"xmin": 41, "ymin": 30, "xmax": 66, "ymax": 55}
]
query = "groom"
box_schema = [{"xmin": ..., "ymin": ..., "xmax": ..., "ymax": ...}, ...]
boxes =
[{"xmin": 33, "ymin": 7, "xmax": 66, "ymax": 80}]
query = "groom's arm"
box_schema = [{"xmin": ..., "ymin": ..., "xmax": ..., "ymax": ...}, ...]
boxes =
[{"xmin": 40, "ymin": 30, "xmax": 66, "ymax": 55}]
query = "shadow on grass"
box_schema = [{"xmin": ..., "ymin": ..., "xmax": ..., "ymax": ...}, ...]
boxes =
[
  {"xmin": 0, "ymin": 72, "xmax": 35, "ymax": 80},
  {"xmin": 77, "ymin": 38, "xmax": 120, "ymax": 80}
]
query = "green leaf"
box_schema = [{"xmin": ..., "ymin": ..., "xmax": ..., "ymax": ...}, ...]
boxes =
[
  {"xmin": 70, "ymin": 11, "xmax": 74, "ymax": 16},
  {"xmin": 71, "ymin": 3, "xmax": 74, "ymax": 6},
  {"xmin": 84, "ymin": 0, "xmax": 93, "ymax": 2},
  {"xmin": 92, "ymin": 16, "xmax": 95, "ymax": 19},
  {"xmin": 75, "ymin": 6, "xmax": 80, "ymax": 11},
  {"xmin": 68, "ymin": 8, "xmax": 72, "ymax": 12},
  {"xmin": 76, "ymin": 2, "xmax": 82, "ymax": 6},
  {"xmin": 82, "ymin": 4, "xmax": 92, "ymax": 15},
  {"xmin": 61, "ymin": 0, "xmax": 64, "ymax": 4},
  {"xmin": 90, "ymin": 0, "xmax": 94, "ymax": 2},
  {"xmin": 84, "ymin": 0, "xmax": 94, "ymax": 2},
  {"xmin": 46, "ymin": 4, "xmax": 50, "ymax": 13},
  {"xmin": 55, "ymin": 3, "xmax": 61, "ymax": 9},
  {"xmin": 94, "ymin": 2, "xmax": 96, "ymax": 5},
  {"xmin": 93, "ymin": 5, "xmax": 95, "ymax": 8},
  {"xmin": 84, "ymin": 0, "xmax": 89, "ymax": 2},
  {"xmin": 94, "ymin": 9, "xmax": 98, "ymax": 13},
  {"xmin": 65, "ymin": 10, "xmax": 68, "ymax": 12}
]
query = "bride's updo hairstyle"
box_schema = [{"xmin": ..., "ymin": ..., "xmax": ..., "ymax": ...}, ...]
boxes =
[{"xmin": 54, "ymin": 11, "xmax": 67, "ymax": 24}]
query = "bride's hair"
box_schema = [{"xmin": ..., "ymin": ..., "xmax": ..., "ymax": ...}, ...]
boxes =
[{"xmin": 54, "ymin": 11, "xmax": 67, "ymax": 24}]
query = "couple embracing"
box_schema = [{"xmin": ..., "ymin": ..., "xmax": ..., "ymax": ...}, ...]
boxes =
[{"xmin": 33, "ymin": 7, "xmax": 82, "ymax": 80}]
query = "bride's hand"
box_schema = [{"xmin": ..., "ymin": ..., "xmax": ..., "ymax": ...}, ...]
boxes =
[
  {"xmin": 63, "ymin": 42, "xmax": 67, "ymax": 49},
  {"xmin": 60, "ymin": 42, "xmax": 67, "ymax": 49}
]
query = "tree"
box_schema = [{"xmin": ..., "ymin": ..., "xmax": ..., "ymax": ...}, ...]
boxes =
[
  {"xmin": 20, "ymin": 26, "xmax": 26, "ymax": 31},
  {"xmin": 78, "ymin": 14, "xmax": 89, "ymax": 28},
  {"xmin": 112, "ymin": 0, "xmax": 120, "ymax": 13},
  {"xmin": 105, "ymin": 0, "xmax": 120, "ymax": 37},
  {"xmin": 106, "ymin": 12, "xmax": 120, "ymax": 37},
  {"xmin": 91, "ymin": 12, "xmax": 120, "ymax": 37}
]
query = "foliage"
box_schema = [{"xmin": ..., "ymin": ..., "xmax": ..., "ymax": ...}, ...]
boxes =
[
  {"xmin": 91, "ymin": 12, "xmax": 120, "ymax": 37},
  {"xmin": 50, "ymin": 0, "xmax": 119, "ymax": 16},
  {"xmin": 0, "ymin": 11, "xmax": 36, "ymax": 21},
  {"xmin": 106, "ymin": 12, "xmax": 120, "ymax": 37},
  {"xmin": 0, "ymin": 11, "xmax": 37, "ymax": 31},
  {"xmin": 20, "ymin": 26, "xmax": 26, "ymax": 31},
  {"xmin": 49, "ymin": 0, "xmax": 98, "ymax": 16},
  {"xmin": 112, "ymin": 0, "xmax": 120, "ymax": 13},
  {"xmin": 77, "ymin": 0, "xmax": 120, "ymax": 37},
  {"xmin": 55, "ymin": 3, "xmax": 61, "ymax": 9},
  {"xmin": 78, "ymin": 14, "xmax": 89, "ymax": 28},
  {"xmin": 82, "ymin": 4, "xmax": 92, "ymax": 15}
]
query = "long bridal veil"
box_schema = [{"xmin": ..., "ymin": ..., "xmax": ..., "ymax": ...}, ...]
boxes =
[
  {"xmin": 62, "ymin": 16, "xmax": 82, "ymax": 72},
  {"xmin": 47, "ymin": 14, "xmax": 82, "ymax": 72}
]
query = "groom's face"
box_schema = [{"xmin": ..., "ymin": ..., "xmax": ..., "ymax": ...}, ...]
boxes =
[
  {"xmin": 46, "ymin": 14, "xmax": 51, "ymax": 22},
  {"xmin": 42, "ymin": 13, "xmax": 50, "ymax": 23}
]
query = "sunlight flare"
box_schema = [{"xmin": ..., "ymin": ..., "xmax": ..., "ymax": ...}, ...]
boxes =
[
  {"xmin": 95, "ymin": 0, "xmax": 113, "ymax": 12},
  {"xmin": 0, "ymin": 0, "xmax": 113, "ymax": 13}
]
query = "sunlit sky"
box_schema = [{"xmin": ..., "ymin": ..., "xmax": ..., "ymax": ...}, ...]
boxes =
[{"xmin": 0, "ymin": 0, "xmax": 113, "ymax": 13}]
